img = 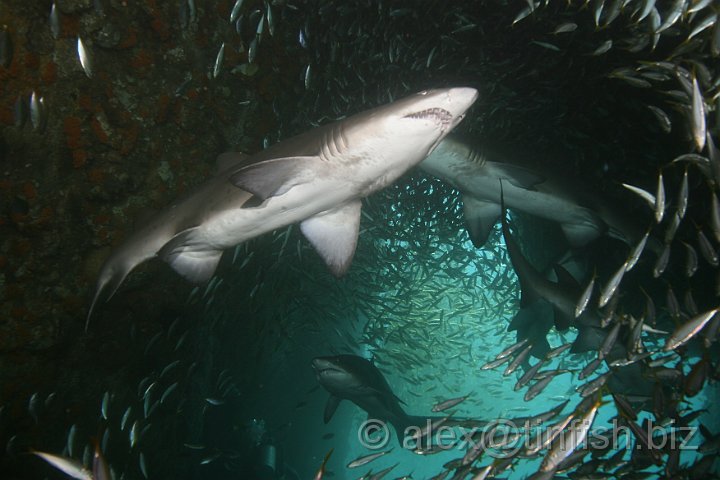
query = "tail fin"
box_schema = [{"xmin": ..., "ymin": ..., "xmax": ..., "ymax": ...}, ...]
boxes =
[{"xmin": 86, "ymin": 255, "xmax": 134, "ymax": 330}]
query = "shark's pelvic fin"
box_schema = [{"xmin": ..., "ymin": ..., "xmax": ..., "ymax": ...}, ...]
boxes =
[
  {"xmin": 324, "ymin": 395, "xmax": 342, "ymax": 424},
  {"xmin": 486, "ymin": 161, "xmax": 545, "ymax": 189},
  {"xmin": 158, "ymin": 227, "xmax": 223, "ymax": 283},
  {"xmin": 301, "ymin": 200, "xmax": 362, "ymax": 277},
  {"xmin": 559, "ymin": 215, "xmax": 605, "ymax": 247},
  {"xmin": 229, "ymin": 156, "xmax": 319, "ymax": 199},
  {"xmin": 462, "ymin": 195, "xmax": 501, "ymax": 248}
]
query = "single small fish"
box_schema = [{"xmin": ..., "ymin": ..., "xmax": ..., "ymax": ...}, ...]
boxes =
[
  {"xmin": 688, "ymin": 12, "xmax": 717, "ymax": 40},
  {"xmin": 655, "ymin": 172, "xmax": 665, "ymax": 223},
  {"xmin": 598, "ymin": 261, "xmax": 627, "ymax": 308},
  {"xmin": 321, "ymin": 432, "xmax": 334, "ymax": 440},
  {"xmin": 532, "ymin": 41, "xmax": 561, "ymax": 52},
  {"xmin": 504, "ymin": 343, "xmax": 533, "ymax": 376},
  {"xmin": 101, "ymin": 391, "xmax": 110, "ymax": 420},
  {"xmin": 578, "ymin": 372, "xmax": 612, "ymax": 398},
  {"xmin": 304, "ymin": 64, "xmax": 312, "ymax": 90},
  {"xmin": 28, "ymin": 392, "xmax": 40, "ymax": 424},
  {"xmin": 688, "ymin": 0, "xmax": 712, "ymax": 14},
  {"xmin": 229, "ymin": 0, "xmax": 244, "ymax": 23},
  {"xmin": 266, "ymin": 1, "xmax": 274, "ymax": 36},
  {"xmin": 30, "ymin": 91, "xmax": 43, "ymax": 131},
  {"xmin": 495, "ymin": 338, "xmax": 529, "ymax": 360},
  {"xmin": 622, "ymin": 182, "xmax": 655, "ymax": 209},
  {"xmin": 647, "ymin": 105, "xmax": 671, "ymax": 133},
  {"xmin": 205, "ymin": 397, "xmax": 225, "ymax": 406},
  {"xmin": 697, "ymin": 230, "xmax": 718, "ymax": 266},
  {"xmin": 691, "ymin": 74, "xmax": 706, "ymax": 152},
  {"xmin": 120, "ymin": 406, "xmax": 132, "ymax": 431},
  {"xmin": 591, "ymin": 39, "xmax": 612, "ymax": 56},
  {"xmin": 314, "ymin": 448, "xmax": 334, "ymax": 480},
  {"xmin": 663, "ymin": 212, "xmax": 682, "ymax": 244},
  {"xmin": 612, "ymin": 392, "xmax": 637, "ymax": 421},
  {"xmin": 77, "ymin": 37, "xmax": 93, "ymax": 78},
  {"xmin": 545, "ymin": 342, "xmax": 572, "ymax": 359},
  {"xmin": 50, "ymin": 3, "xmax": 61, "ymax": 39},
  {"xmin": 432, "ymin": 394, "xmax": 469, "ymax": 412},
  {"xmin": 139, "ymin": 452, "xmax": 148, "ymax": 478},
  {"xmin": 160, "ymin": 360, "xmax": 181, "ymax": 379},
  {"xmin": 199, "ymin": 452, "xmax": 220, "ymax": 465},
  {"xmin": 248, "ymin": 36, "xmax": 258, "ymax": 63},
  {"xmin": 348, "ymin": 449, "xmax": 392, "ymax": 469},
  {"xmin": 575, "ymin": 275, "xmax": 595, "ymax": 317},
  {"xmin": 664, "ymin": 308, "xmax": 720, "ymax": 351},
  {"xmin": 213, "ymin": 42, "xmax": 225, "ymax": 79},
  {"xmin": 539, "ymin": 397, "xmax": 602, "ymax": 472},
  {"xmin": 32, "ymin": 451, "xmax": 92, "ymax": 480},
  {"xmin": 599, "ymin": 321, "xmax": 621, "ymax": 359},
  {"xmin": 160, "ymin": 382, "xmax": 179, "ymax": 404},
  {"xmin": 626, "ymin": 230, "xmax": 649, "ymax": 271},
  {"xmin": 552, "ymin": 22, "xmax": 577, "ymax": 34},
  {"xmin": 67, "ymin": 424, "xmax": 77, "ymax": 457},
  {"xmin": 514, "ymin": 360, "xmax": 543, "ymax": 391},
  {"xmin": 129, "ymin": 420, "xmax": 140, "ymax": 448},
  {"xmin": 653, "ymin": 243, "xmax": 670, "ymax": 278},
  {"xmin": 656, "ymin": 0, "xmax": 685, "ymax": 34},
  {"xmin": 524, "ymin": 375, "xmax": 553, "ymax": 402}
]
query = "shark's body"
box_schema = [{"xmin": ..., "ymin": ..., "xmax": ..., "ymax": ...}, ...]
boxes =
[
  {"xmin": 500, "ymin": 197, "xmax": 654, "ymax": 398},
  {"xmin": 312, "ymin": 355, "xmax": 479, "ymax": 444},
  {"xmin": 421, "ymin": 135, "xmax": 649, "ymax": 249},
  {"xmin": 88, "ymin": 88, "xmax": 478, "ymax": 318},
  {"xmin": 312, "ymin": 355, "xmax": 414, "ymax": 437}
]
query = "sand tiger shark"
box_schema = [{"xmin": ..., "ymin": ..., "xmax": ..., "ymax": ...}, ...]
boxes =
[
  {"xmin": 312, "ymin": 355, "xmax": 486, "ymax": 445},
  {"xmin": 87, "ymin": 88, "xmax": 478, "ymax": 320},
  {"xmin": 420, "ymin": 134, "xmax": 651, "ymax": 250}
]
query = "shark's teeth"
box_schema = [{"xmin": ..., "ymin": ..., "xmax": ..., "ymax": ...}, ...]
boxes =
[{"xmin": 404, "ymin": 107, "xmax": 453, "ymax": 126}]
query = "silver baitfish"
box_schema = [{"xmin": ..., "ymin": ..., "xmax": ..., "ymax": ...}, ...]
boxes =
[
  {"xmin": 213, "ymin": 42, "xmax": 225, "ymax": 78},
  {"xmin": 50, "ymin": 3, "xmax": 61, "ymax": 39},
  {"xmin": 77, "ymin": 37, "xmax": 93, "ymax": 78}
]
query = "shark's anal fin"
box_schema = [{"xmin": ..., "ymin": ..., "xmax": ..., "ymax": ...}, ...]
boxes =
[
  {"xmin": 158, "ymin": 227, "xmax": 223, "ymax": 283},
  {"xmin": 324, "ymin": 395, "xmax": 342, "ymax": 424},
  {"xmin": 462, "ymin": 195, "xmax": 501, "ymax": 248},
  {"xmin": 301, "ymin": 201, "xmax": 362, "ymax": 277},
  {"xmin": 229, "ymin": 156, "xmax": 319, "ymax": 199}
]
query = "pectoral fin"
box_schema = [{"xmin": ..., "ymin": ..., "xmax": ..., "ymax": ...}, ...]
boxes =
[
  {"xmin": 229, "ymin": 156, "xmax": 320, "ymax": 199},
  {"xmin": 158, "ymin": 228, "xmax": 223, "ymax": 283},
  {"xmin": 301, "ymin": 201, "xmax": 362, "ymax": 277},
  {"xmin": 462, "ymin": 195, "xmax": 501, "ymax": 248},
  {"xmin": 324, "ymin": 395, "xmax": 342, "ymax": 423}
]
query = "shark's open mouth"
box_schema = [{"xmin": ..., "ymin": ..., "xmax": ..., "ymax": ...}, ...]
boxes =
[{"xmin": 404, "ymin": 107, "xmax": 453, "ymax": 127}]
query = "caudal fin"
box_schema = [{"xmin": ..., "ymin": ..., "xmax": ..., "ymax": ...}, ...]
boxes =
[{"xmin": 86, "ymin": 255, "xmax": 135, "ymax": 330}]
